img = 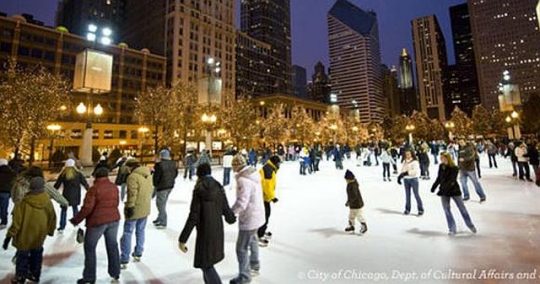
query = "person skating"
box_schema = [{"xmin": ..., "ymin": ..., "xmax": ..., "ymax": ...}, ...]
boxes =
[
  {"xmin": 178, "ymin": 163, "xmax": 236, "ymax": 284},
  {"xmin": 183, "ymin": 151, "xmax": 197, "ymax": 181},
  {"xmin": 222, "ymin": 149, "xmax": 234, "ymax": 187},
  {"xmin": 70, "ymin": 167, "xmax": 121, "ymax": 284},
  {"xmin": 458, "ymin": 138, "xmax": 487, "ymax": 202},
  {"xmin": 197, "ymin": 150, "xmax": 212, "ymax": 167},
  {"xmin": 0, "ymin": 159, "xmax": 16, "ymax": 228},
  {"xmin": 91, "ymin": 155, "xmax": 109, "ymax": 177},
  {"xmin": 515, "ymin": 142, "xmax": 533, "ymax": 182},
  {"xmin": 3, "ymin": 177, "xmax": 56, "ymax": 284},
  {"xmin": 343, "ymin": 170, "xmax": 367, "ymax": 234},
  {"xmin": 257, "ymin": 156, "xmax": 281, "ymax": 247},
  {"xmin": 397, "ymin": 150, "xmax": 424, "ymax": 216},
  {"xmin": 431, "ymin": 152, "xmax": 477, "ymax": 236},
  {"xmin": 506, "ymin": 142, "xmax": 518, "ymax": 177},
  {"xmin": 229, "ymin": 155, "xmax": 265, "ymax": 284},
  {"xmin": 418, "ymin": 142, "xmax": 431, "ymax": 180},
  {"xmin": 333, "ymin": 145, "xmax": 344, "ymax": 170},
  {"xmin": 120, "ymin": 159, "xmax": 153, "ymax": 268},
  {"xmin": 486, "ymin": 140, "xmax": 498, "ymax": 168},
  {"xmin": 153, "ymin": 149, "xmax": 178, "ymax": 229},
  {"xmin": 54, "ymin": 159, "xmax": 90, "ymax": 233},
  {"xmin": 114, "ymin": 157, "xmax": 131, "ymax": 202},
  {"xmin": 380, "ymin": 148, "xmax": 395, "ymax": 182}
]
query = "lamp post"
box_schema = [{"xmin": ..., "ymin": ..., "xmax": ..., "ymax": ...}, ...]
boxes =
[
  {"xmin": 138, "ymin": 126, "xmax": 149, "ymax": 163},
  {"xmin": 201, "ymin": 113, "xmax": 217, "ymax": 155},
  {"xmin": 505, "ymin": 111, "xmax": 520, "ymax": 140},
  {"xmin": 405, "ymin": 124, "xmax": 415, "ymax": 145},
  {"xmin": 445, "ymin": 121, "xmax": 455, "ymax": 141},
  {"xmin": 46, "ymin": 124, "xmax": 62, "ymax": 169},
  {"xmin": 76, "ymin": 102, "xmax": 103, "ymax": 165}
]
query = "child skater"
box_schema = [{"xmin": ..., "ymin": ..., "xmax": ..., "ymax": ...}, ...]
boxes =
[{"xmin": 344, "ymin": 170, "xmax": 367, "ymax": 234}]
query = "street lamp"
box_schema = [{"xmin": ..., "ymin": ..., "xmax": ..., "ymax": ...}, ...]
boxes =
[
  {"xmin": 506, "ymin": 111, "xmax": 520, "ymax": 140},
  {"xmin": 46, "ymin": 124, "xmax": 62, "ymax": 169},
  {"xmin": 86, "ymin": 23, "xmax": 113, "ymax": 46},
  {"xmin": 445, "ymin": 121, "xmax": 455, "ymax": 141},
  {"xmin": 405, "ymin": 124, "xmax": 415, "ymax": 145}
]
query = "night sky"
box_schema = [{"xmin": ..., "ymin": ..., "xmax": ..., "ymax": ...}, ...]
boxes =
[{"xmin": 1, "ymin": 0, "xmax": 466, "ymax": 77}]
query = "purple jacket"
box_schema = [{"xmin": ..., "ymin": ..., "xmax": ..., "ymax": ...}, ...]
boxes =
[{"xmin": 232, "ymin": 166, "xmax": 265, "ymax": 231}]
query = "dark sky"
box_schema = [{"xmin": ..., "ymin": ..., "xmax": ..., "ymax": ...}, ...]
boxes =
[{"xmin": 1, "ymin": 0, "xmax": 466, "ymax": 77}]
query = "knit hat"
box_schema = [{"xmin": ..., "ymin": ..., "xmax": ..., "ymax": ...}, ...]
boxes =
[
  {"xmin": 232, "ymin": 154, "xmax": 247, "ymax": 170},
  {"xmin": 0, "ymin": 159, "xmax": 7, "ymax": 166},
  {"xmin": 269, "ymin": 155, "xmax": 281, "ymax": 167},
  {"xmin": 65, "ymin": 159, "xmax": 76, "ymax": 167},
  {"xmin": 29, "ymin": 177, "xmax": 45, "ymax": 193},
  {"xmin": 160, "ymin": 149, "xmax": 171, "ymax": 160},
  {"xmin": 344, "ymin": 170, "xmax": 355, "ymax": 180}
]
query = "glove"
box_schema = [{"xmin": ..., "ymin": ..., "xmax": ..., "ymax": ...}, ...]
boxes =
[
  {"xmin": 345, "ymin": 202, "xmax": 349, "ymax": 207},
  {"xmin": 430, "ymin": 185, "xmax": 437, "ymax": 193},
  {"xmin": 272, "ymin": 198, "xmax": 279, "ymax": 203},
  {"xmin": 178, "ymin": 242, "xmax": 188, "ymax": 253},
  {"xmin": 76, "ymin": 228, "xmax": 85, "ymax": 244},
  {"xmin": 397, "ymin": 173, "xmax": 406, "ymax": 185},
  {"xmin": 125, "ymin": 207, "xmax": 135, "ymax": 219},
  {"xmin": 3, "ymin": 236, "xmax": 11, "ymax": 250}
]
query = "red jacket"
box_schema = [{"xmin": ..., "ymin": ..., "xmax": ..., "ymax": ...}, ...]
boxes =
[{"xmin": 71, "ymin": 177, "xmax": 120, "ymax": 228}]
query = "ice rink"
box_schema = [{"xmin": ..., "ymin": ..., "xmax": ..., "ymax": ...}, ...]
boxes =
[{"xmin": 1, "ymin": 154, "xmax": 539, "ymax": 283}]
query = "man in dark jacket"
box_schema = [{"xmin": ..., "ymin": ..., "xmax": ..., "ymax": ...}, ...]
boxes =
[
  {"xmin": 178, "ymin": 163, "xmax": 236, "ymax": 284},
  {"xmin": 0, "ymin": 159, "xmax": 16, "ymax": 228},
  {"xmin": 344, "ymin": 170, "xmax": 367, "ymax": 234},
  {"xmin": 71, "ymin": 167, "xmax": 121, "ymax": 283},
  {"xmin": 527, "ymin": 140, "xmax": 539, "ymax": 177},
  {"xmin": 458, "ymin": 139, "xmax": 486, "ymax": 202},
  {"xmin": 153, "ymin": 149, "xmax": 178, "ymax": 229}
]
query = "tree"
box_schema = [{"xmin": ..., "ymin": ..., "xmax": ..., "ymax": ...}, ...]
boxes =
[
  {"xmin": 0, "ymin": 61, "xmax": 70, "ymax": 162},
  {"xmin": 409, "ymin": 111, "xmax": 432, "ymax": 141},
  {"xmin": 488, "ymin": 109, "xmax": 507, "ymax": 137},
  {"xmin": 450, "ymin": 107, "xmax": 473, "ymax": 137},
  {"xmin": 319, "ymin": 111, "xmax": 347, "ymax": 144},
  {"xmin": 221, "ymin": 97, "xmax": 260, "ymax": 147},
  {"xmin": 386, "ymin": 115, "xmax": 409, "ymax": 143},
  {"xmin": 522, "ymin": 93, "xmax": 540, "ymax": 135},
  {"xmin": 261, "ymin": 104, "xmax": 289, "ymax": 148},
  {"xmin": 289, "ymin": 106, "xmax": 315, "ymax": 144},
  {"xmin": 472, "ymin": 105, "xmax": 491, "ymax": 136}
]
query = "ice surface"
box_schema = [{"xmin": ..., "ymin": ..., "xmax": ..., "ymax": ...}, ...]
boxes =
[{"xmin": 0, "ymin": 154, "xmax": 539, "ymax": 283}]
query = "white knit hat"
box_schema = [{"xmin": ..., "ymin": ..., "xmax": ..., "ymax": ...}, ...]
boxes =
[{"xmin": 65, "ymin": 159, "xmax": 76, "ymax": 167}]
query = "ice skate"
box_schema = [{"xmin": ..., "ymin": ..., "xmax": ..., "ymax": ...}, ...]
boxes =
[{"xmin": 359, "ymin": 223, "xmax": 368, "ymax": 234}]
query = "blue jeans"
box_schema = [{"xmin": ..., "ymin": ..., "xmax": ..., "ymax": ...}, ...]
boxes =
[
  {"xmin": 120, "ymin": 184, "xmax": 127, "ymax": 202},
  {"xmin": 202, "ymin": 266, "xmax": 222, "ymax": 284},
  {"xmin": 459, "ymin": 170, "xmax": 486, "ymax": 200},
  {"xmin": 120, "ymin": 217, "xmax": 147, "ymax": 263},
  {"xmin": 16, "ymin": 247, "xmax": 43, "ymax": 280},
  {"xmin": 404, "ymin": 178, "xmax": 423, "ymax": 213},
  {"xmin": 223, "ymin": 167, "xmax": 231, "ymax": 186},
  {"xmin": 235, "ymin": 230, "xmax": 260, "ymax": 282},
  {"xmin": 59, "ymin": 205, "xmax": 79, "ymax": 230},
  {"xmin": 0, "ymin": 192, "xmax": 10, "ymax": 225},
  {"xmin": 441, "ymin": 196, "xmax": 475, "ymax": 233},
  {"xmin": 155, "ymin": 189, "xmax": 172, "ymax": 226},
  {"xmin": 83, "ymin": 221, "xmax": 120, "ymax": 281},
  {"xmin": 184, "ymin": 165, "xmax": 194, "ymax": 180}
]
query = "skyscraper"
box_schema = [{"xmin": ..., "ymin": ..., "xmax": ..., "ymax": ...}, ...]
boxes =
[
  {"xmin": 446, "ymin": 3, "xmax": 480, "ymax": 116},
  {"xmin": 308, "ymin": 61, "xmax": 332, "ymax": 103},
  {"xmin": 382, "ymin": 65, "xmax": 401, "ymax": 117},
  {"xmin": 469, "ymin": 0, "xmax": 540, "ymax": 109},
  {"xmin": 328, "ymin": 0, "xmax": 385, "ymax": 122},
  {"xmin": 236, "ymin": 31, "xmax": 274, "ymax": 98},
  {"xmin": 241, "ymin": 0, "xmax": 292, "ymax": 96},
  {"xmin": 412, "ymin": 15, "xmax": 448, "ymax": 120},
  {"xmin": 56, "ymin": 0, "xmax": 124, "ymax": 41},
  {"xmin": 398, "ymin": 48, "xmax": 418, "ymax": 116},
  {"xmin": 292, "ymin": 65, "xmax": 307, "ymax": 98}
]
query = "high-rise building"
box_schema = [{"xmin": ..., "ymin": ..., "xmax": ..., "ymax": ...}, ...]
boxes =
[
  {"xmin": 382, "ymin": 65, "xmax": 401, "ymax": 117},
  {"xmin": 446, "ymin": 3, "xmax": 480, "ymax": 116},
  {"xmin": 241, "ymin": 0, "xmax": 292, "ymax": 96},
  {"xmin": 121, "ymin": 0, "xmax": 236, "ymax": 103},
  {"xmin": 328, "ymin": 0, "xmax": 385, "ymax": 122},
  {"xmin": 537, "ymin": 0, "xmax": 540, "ymax": 28},
  {"xmin": 412, "ymin": 15, "xmax": 448, "ymax": 120},
  {"xmin": 399, "ymin": 48, "xmax": 414, "ymax": 89},
  {"xmin": 56, "ymin": 0, "xmax": 124, "ymax": 41},
  {"xmin": 308, "ymin": 61, "xmax": 332, "ymax": 103},
  {"xmin": 469, "ymin": 0, "xmax": 540, "ymax": 109},
  {"xmin": 292, "ymin": 65, "xmax": 307, "ymax": 98},
  {"xmin": 235, "ymin": 31, "xmax": 275, "ymax": 98}
]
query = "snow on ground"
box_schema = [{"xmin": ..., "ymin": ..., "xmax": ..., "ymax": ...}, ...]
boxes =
[{"xmin": 1, "ymin": 155, "xmax": 539, "ymax": 284}]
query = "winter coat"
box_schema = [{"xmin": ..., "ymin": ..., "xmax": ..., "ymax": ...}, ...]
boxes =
[
  {"xmin": 401, "ymin": 159, "xmax": 420, "ymax": 179},
  {"xmin": 222, "ymin": 153, "xmax": 233, "ymax": 168},
  {"xmin": 184, "ymin": 153, "xmax": 197, "ymax": 167},
  {"xmin": 197, "ymin": 152, "xmax": 212, "ymax": 167},
  {"xmin": 431, "ymin": 164, "xmax": 462, "ymax": 197},
  {"xmin": 346, "ymin": 179, "xmax": 364, "ymax": 209},
  {"xmin": 8, "ymin": 191, "xmax": 56, "ymax": 250},
  {"xmin": 54, "ymin": 169, "xmax": 89, "ymax": 206},
  {"xmin": 528, "ymin": 145, "xmax": 539, "ymax": 166},
  {"xmin": 380, "ymin": 151, "xmax": 395, "ymax": 164},
  {"xmin": 92, "ymin": 160, "xmax": 109, "ymax": 176},
  {"xmin": 11, "ymin": 175, "xmax": 68, "ymax": 206},
  {"xmin": 0, "ymin": 165, "xmax": 16, "ymax": 193},
  {"xmin": 515, "ymin": 146, "xmax": 529, "ymax": 163},
  {"xmin": 153, "ymin": 159, "xmax": 178, "ymax": 191},
  {"xmin": 179, "ymin": 176, "xmax": 236, "ymax": 269},
  {"xmin": 126, "ymin": 166, "xmax": 153, "ymax": 220},
  {"xmin": 232, "ymin": 167, "xmax": 265, "ymax": 231},
  {"xmin": 8, "ymin": 159, "xmax": 25, "ymax": 174},
  {"xmin": 115, "ymin": 163, "xmax": 130, "ymax": 185},
  {"xmin": 487, "ymin": 143, "xmax": 498, "ymax": 155},
  {"xmin": 71, "ymin": 177, "xmax": 120, "ymax": 228},
  {"xmin": 260, "ymin": 160, "xmax": 278, "ymax": 202},
  {"xmin": 333, "ymin": 148, "xmax": 343, "ymax": 161},
  {"xmin": 458, "ymin": 143, "xmax": 477, "ymax": 172}
]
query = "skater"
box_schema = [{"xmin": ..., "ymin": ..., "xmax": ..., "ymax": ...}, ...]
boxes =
[
  {"xmin": 54, "ymin": 159, "xmax": 90, "ymax": 233},
  {"xmin": 527, "ymin": 140, "xmax": 539, "ymax": 183},
  {"xmin": 178, "ymin": 163, "xmax": 236, "ymax": 284},
  {"xmin": 11, "ymin": 166, "xmax": 68, "ymax": 206},
  {"xmin": 120, "ymin": 159, "xmax": 153, "ymax": 268},
  {"xmin": 431, "ymin": 141, "xmax": 440, "ymax": 165},
  {"xmin": 475, "ymin": 141, "xmax": 483, "ymax": 178},
  {"xmin": 258, "ymin": 156, "xmax": 281, "ymax": 247},
  {"xmin": 486, "ymin": 140, "xmax": 498, "ymax": 168},
  {"xmin": 0, "ymin": 159, "xmax": 16, "ymax": 228},
  {"xmin": 380, "ymin": 148, "xmax": 395, "ymax": 182},
  {"xmin": 333, "ymin": 145, "xmax": 344, "ymax": 170},
  {"xmin": 458, "ymin": 138, "xmax": 486, "ymax": 202},
  {"xmin": 70, "ymin": 167, "xmax": 121, "ymax": 283},
  {"xmin": 114, "ymin": 157, "xmax": 131, "ymax": 202},
  {"xmin": 344, "ymin": 170, "xmax": 367, "ymax": 234},
  {"xmin": 183, "ymin": 151, "xmax": 197, "ymax": 181},
  {"xmin": 418, "ymin": 142, "xmax": 430, "ymax": 180},
  {"xmin": 153, "ymin": 149, "xmax": 178, "ymax": 229},
  {"xmin": 222, "ymin": 148, "xmax": 234, "ymax": 187},
  {"xmin": 230, "ymin": 155, "xmax": 265, "ymax": 284},
  {"xmin": 431, "ymin": 152, "xmax": 477, "ymax": 235},
  {"xmin": 397, "ymin": 150, "xmax": 424, "ymax": 216},
  {"xmin": 197, "ymin": 150, "xmax": 212, "ymax": 167},
  {"xmin": 299, "ymin": 147, "xmax": 308, "ymax": 175},
  {"xmin": 3, "ymin": 177, "xmax": 56, "ymax": 283},
  {"xmin": 92, "ymin": 155, "xmax": 109, "ymax": 177},
  {"xmin": 506, "ymin": 142, "xmax": 518, "ymax": 177},
  {"xmin": 515, "ymin": 142, "xmax": 533, "ymax": 182}
]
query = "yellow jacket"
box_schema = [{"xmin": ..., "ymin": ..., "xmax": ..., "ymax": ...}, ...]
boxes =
[{"xmin": 259, "ymin": 161, "xmax": 278, "ymax": 202}]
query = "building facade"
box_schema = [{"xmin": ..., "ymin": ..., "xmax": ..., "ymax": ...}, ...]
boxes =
[
  {"xmin": 308, "ymin": 61, "xmax": 332, "ymax": 104},
  {"xmin": 399, "ymin": 48, "xmax": 414, "ymax": 89},
  {"xmin": 412, "ymin": 15, "xmax": 448, "ymax": 120},
  {"xmin": 292, "ymin": 65, "xmax": 307, "ymax": 98},
  {"xmin": 328, "ymin": 0, "xmax": 385, "ymax": 123},
  {"xmin": 241, "ymin": 0, "xmax": 292, "ymax": 96},
  {"xmin": 382, "ymin": 65, "xmax": 401, "ymax": 117},
  {"xmin": 469, "ymin": 0, "xmax": 540, "ymax": 109},
  {"xmin": 235, "ymin": 31, "xmax": 275, "ymax": 98}
]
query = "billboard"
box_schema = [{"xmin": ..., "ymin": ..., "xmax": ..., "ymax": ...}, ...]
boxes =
[{"xmin": 73, "ymin": 49, "xmax": 113, "ymax": 93}]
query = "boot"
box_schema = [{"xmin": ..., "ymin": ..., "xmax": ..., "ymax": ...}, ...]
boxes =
[
  {"xmin": 360, "ymin": 223, "xmax": 368, "ymax": 234},
  {"xmin": 344, "ymin": 221, "xmax": 355, "ymax": 232}
]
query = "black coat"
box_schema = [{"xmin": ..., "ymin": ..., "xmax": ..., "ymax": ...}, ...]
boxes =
[
  {"xmin": 179, "ymin": 176, "xmax": 236, "ymax": 269},
  {"xmin": 528, "ymin": 146, "xmax": 539, "ymax": 166},
  {"xmin": 431, "ymin": 165, "xmax": 462, "ymax": 197},
  {"xmin": 153, "ymin": 160, "xmax": 178, "ymax": 191},
  {"xmin": 54, "ymin": 170, "xmax": 89, "ymax": 206},
  {"xmin": 346, "ymin": 180, "xmax": 364, "ymax": 209},
  {"xmin": 0, "ymin": 165, "xmax": 16, "ymax": 193}
]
